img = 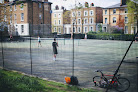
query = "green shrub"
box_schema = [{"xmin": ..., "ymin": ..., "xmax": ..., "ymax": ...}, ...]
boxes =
[{"xmin": 87, "ymin": 33, "xmax": 134, "ymax": 41}]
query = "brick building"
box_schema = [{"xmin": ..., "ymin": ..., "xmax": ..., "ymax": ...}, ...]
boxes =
[
  {"xmin": 102, "ymin": 0, "xmax": 137, "ymax": 34},
  {"xmin": 70, "ymin": 3, "xmax": 103, "ymax": 34},
  {"xmin": 1, "ymin": 0, "xmax": 52, "ymax": 36}
]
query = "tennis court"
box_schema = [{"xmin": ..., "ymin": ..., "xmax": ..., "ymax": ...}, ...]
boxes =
[{"xmin": 0, "ymin": 38, "xmax": 137, "ymax": 92}]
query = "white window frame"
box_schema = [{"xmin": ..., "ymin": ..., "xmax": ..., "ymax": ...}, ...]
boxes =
[
  {"xmin": 72, "ymin": 12, "xmax": 75, "ymax": 17},
  {"xmin": 21, "ymin": 13, "xmax": 24, "ymax": 21},
  {"xmin": 54, "ymin": 13, "xmax": 56, "ymax": 18},
  {"xmin": 58, "ymin": 27, "xmax": 61, "ymax": 33},
  {"xmin": 113, "ymin": 9, "xmax": 116, "ymax": 14},
  {"xmin": 105, "ymin": 18, "xmax": 107, "ymax": 24},
  {"xmin": 124, "ymin": 26, "xmax": 128, "ymax": 34},
  {"xmin": 78, "ymin": 18, "xmax": 81, "ymax": 24},
  {"xmin": 125, "ymin": 8, "xmax": 128, "ymax": 13},
  {"xmin": 113, "ymin": 17, "xmax": 116, "ymax": 23},
  {"xmin": 89, "ymin": 10, "xmax": 93, "ymax": 16},
  {"xmin": 54, "ymin": 20, "xmax": 56, "ymax": 25},
  {"xmin": 105, "ymin": 9, "xmax": 107, "ymax": 15},
  {"xmin": 39, "ymin": 13, "xmax": 42, "ymax": 19},
  {"xmin": 39, "ymin": 3, "xmax": 41, "ymax": 8},
  {"xmin": 54, "ymin": 27, "xmax": 57, "ymax": 32},
  {"xmin": 84, "ymin": 11, "xmax": 88, "ymax": 16},
  {"xmin": 58, "ymin": 13, "xmax": 61, "ymax": 18},
  {"xmin": 58, "ymin": 19, "xmax": 61, "ymax": 25},
  {"xmin": 84, "ymin": 26, "xmax": 88, "ymax": 33},
  {"xmin": 125, "ymin": 17, "xmax": 128, "ymax": 23},
  {"xmin": 4, "ymin": 15, "xmax": 6, "ymax": 21},
  {"xmin": 73, "ymin": 27, "xmax": 76, "ymax": 33},
  {"xmin": 14, "ymin": 14, "xmax": 17, "ymax": 23},
  {"xmin": 89, "ymin": 26, "xmax": 93, "ymax": 31},
  {"xmin": 10, "ymin": 15, "xmax": 12, "ymax": 24},
  {"xmin": 20, "ymin": 3, "xmax": 24, "ymax": 10},
  {"xmin": 78, "ymin": 11, "xmax": 81, "ymax": 17},
  {"xmin": 14, "ymin": 5, "xmax": 16, "ymax": 11},
  {"xmin": 89, "ymin": 18, "xmax": 93, "ymax": 24},
  {"xmin": 10, "ymin": 5, "xmax": 12, "ymax": 11},
  {"xmin": 78, "ymin": 27, "xmax": 81, "ymax": 33},
  {"xmin": 84, "ymin": 18, "xmax": 88, "ymax": 24}
]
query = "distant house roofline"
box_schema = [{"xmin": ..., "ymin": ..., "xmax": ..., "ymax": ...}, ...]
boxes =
[{"xmin": 103, "ymin": 3, "xmax": 127, "ymax": 9}]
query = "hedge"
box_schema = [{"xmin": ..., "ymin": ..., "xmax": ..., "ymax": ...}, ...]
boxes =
[{"xmin": 87, "ymin": 33, "xmax": 135, "ymax": 41}]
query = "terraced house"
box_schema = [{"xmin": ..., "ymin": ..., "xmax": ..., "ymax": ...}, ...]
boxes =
[
  {"xmin": 51, "ymin": 6, "xmax": 71, "ymax": 34},
  {"xmin": 71, "ymin": 3, "xmax": 103, "ymax": 34},
  {"xmin": 102, "ymin": 0, "xmax": 137, "ymax": 34},
  {"xmin": 0, "ymin": 0, "xmax": 52, "ymax": 36}
]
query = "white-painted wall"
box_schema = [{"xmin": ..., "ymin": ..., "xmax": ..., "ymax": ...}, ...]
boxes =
[
  {"xmin": 15, "ymin": 23, "xmax": 29, "ymax": 36},
  {"xmin": 64, "ymin": 24, "xmax": 71, "ymax": 34}
]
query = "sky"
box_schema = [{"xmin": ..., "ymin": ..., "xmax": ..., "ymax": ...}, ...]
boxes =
[{"xmin": 48, "ymin": 0, "xmax": 121, "ymax": 10}]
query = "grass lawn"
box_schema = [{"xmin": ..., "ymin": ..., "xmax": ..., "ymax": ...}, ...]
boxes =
[{"xmin": 0, "ymin": 68, "xmax": 99, "ymax": 92}]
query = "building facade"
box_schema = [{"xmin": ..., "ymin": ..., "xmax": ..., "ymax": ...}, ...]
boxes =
[
  {"xmin": 51, "ymin": 6, "xmax": 71, "ymax": 35},
  {"xmin": 102, "ymin": 0, "xmax": 137, "ymax": 34},
  {"xmin": 70, "ymin": 5, "xmax": 103, "ymax": 34},
  {"xmin": 1, "ymin": 0, "xmax": 52, "ymax": 36}
]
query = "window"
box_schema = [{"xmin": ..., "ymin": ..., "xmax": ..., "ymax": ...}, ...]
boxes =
[
  {"xmin": 72, "ymin": 12, "xmax": 75, "ymax": 17},
  {"xmin": 39, "ymin": 3, "xmax": 41, "ymax": 8},
  {"xmin": 4, "ymin": 15, "xmax": 6, "ymax": 21},
  {"xmin": 10, "ymin": 15, "xmax": 12, "ymax": 24},
  {"xmin": 58, "ymin": 19, "xmax": 61, "ymax": 25},
  {"xmin": 14, "ymin": 14, "xmax": 17, "ymax": 23},
  {"xmin": 84, "ymin": 26, "xmax": 88, "ymax": 33},
  {"xmin": 124, "ymin": 26, "xmax": 128, "ymax": 34},
  {"xmin": 14, "ymin": 5, "xmax": 16, "ymax": 11},
  {"xmin": 58, "ymin": 27, "xmax": 61, "ymax": 33},
  {"xmin": 10, "ymin": 5, "xmax": 12, "ymax": 11},
  {"xmin": 84, "ymin": 18, "xmax": 88, "ymax": 24},
  {"xmin": 113, "ymin": 17, "xmax": 116, "ymax": 23},
  {"xmin": 58, "ymin": 13, "xmax": 61, "ymax": 18},
  {"xmin": 84, "ymin": 11, "xmax": 88, "ymax": 16},
  {"xmin": 89, "ymin": 10, "xmax": 93, "ymax": 16},
  {"xmin": 21, "ymin": 25, "xmax": 24, "ymax": 33},
  {"xmin": 113, "ymin": 9, "xmax": 116, "ymax": 14},
  {"xmin": 54, "ymin": 27, "xmax": 57, "ymax": 32},
  {"xmin": 125, "ymin": 17, "xmax": 128, "ymax": 23},
  {"xmin": 72, "ymin": 19, "xmax": 76, "ymax": 24},
  {"xmin": 78, "ymin": 18, "xmax": 81, "ymax": 24},
  {"xmin": 105, "ymin": 18, "xmax": 107, "ymax": 23},
  {"xmin": 125, "ymin": 8, "xmax": 128, "ymax": 13},
  {"xmin": 89, "ymin": 18, "xmax": 93, "ymax": 24},
  {"xmin": 105, "ymin": 10, "xmax": 107, "ymax": 14},
  {"xmin": 54, "ymin": 20, "xmax": 56, "ymax": 25},
  {"xmin": 78, "ymin": 27, "xmax": 81, "ymax": 33},
  {"xmin": 39, "ymin": 13, "xmax": 42, "ymax": 19},
  {"xmin": 21, "ymin": 13, "xmax": 24, "ymax": 21},
  {"xmin": 20, "ymin": 3, "xmax": 24, "ymax": 10},
  {"xmin": 54, "ymin": 13, "xmax": 56, "ymax": 17},
  {"xmin": 90, "ymin": 26, "xmax": 93, "ymax": 31},
  {"xmin": 78, "ymin": 11, "xmax": 81, "ymax": 17},
  {"xmin": 73, "ymin": 27, "xmax": 76, "ymax": 33}
]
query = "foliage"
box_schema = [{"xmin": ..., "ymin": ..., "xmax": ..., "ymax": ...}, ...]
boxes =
[
  {"xmin": 0, "ymin": 69, "xmax": 98, "ymax": 92},
  {"xmin": 87, "ymin": 33, "xmax": 134, "ymax": 41},
  {"xmin": 127, "ymin": 0, "xmax": 138, "ymax": 24},
  {"xmin": 110, "ymin": 26, "xmax": 124, "ymax": 34}
]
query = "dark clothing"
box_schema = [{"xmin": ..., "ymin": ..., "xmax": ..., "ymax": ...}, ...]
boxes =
[{"xmin": 52, "ymin": 42, "xmax": 58, "ymax": 54}]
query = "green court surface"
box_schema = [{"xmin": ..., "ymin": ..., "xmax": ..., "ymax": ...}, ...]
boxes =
[{"xmin": 0, "ymin": 38, "xmax": 138, "ymax": 92}]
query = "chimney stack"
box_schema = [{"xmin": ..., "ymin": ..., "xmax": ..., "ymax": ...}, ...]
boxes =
[{"xmin": 120, "ymin": 0, "xmax": 126, "ymax": 6}]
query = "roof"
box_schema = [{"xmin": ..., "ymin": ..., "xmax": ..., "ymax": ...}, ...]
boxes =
[{"xmin": 103, "ymin": 3, "xmax": 127, "ymax": 9}]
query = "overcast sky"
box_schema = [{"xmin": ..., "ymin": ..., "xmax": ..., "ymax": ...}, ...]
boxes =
[{"xmin": 49, "ymin": 0, "xmax": 120, "ymax": 10}]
